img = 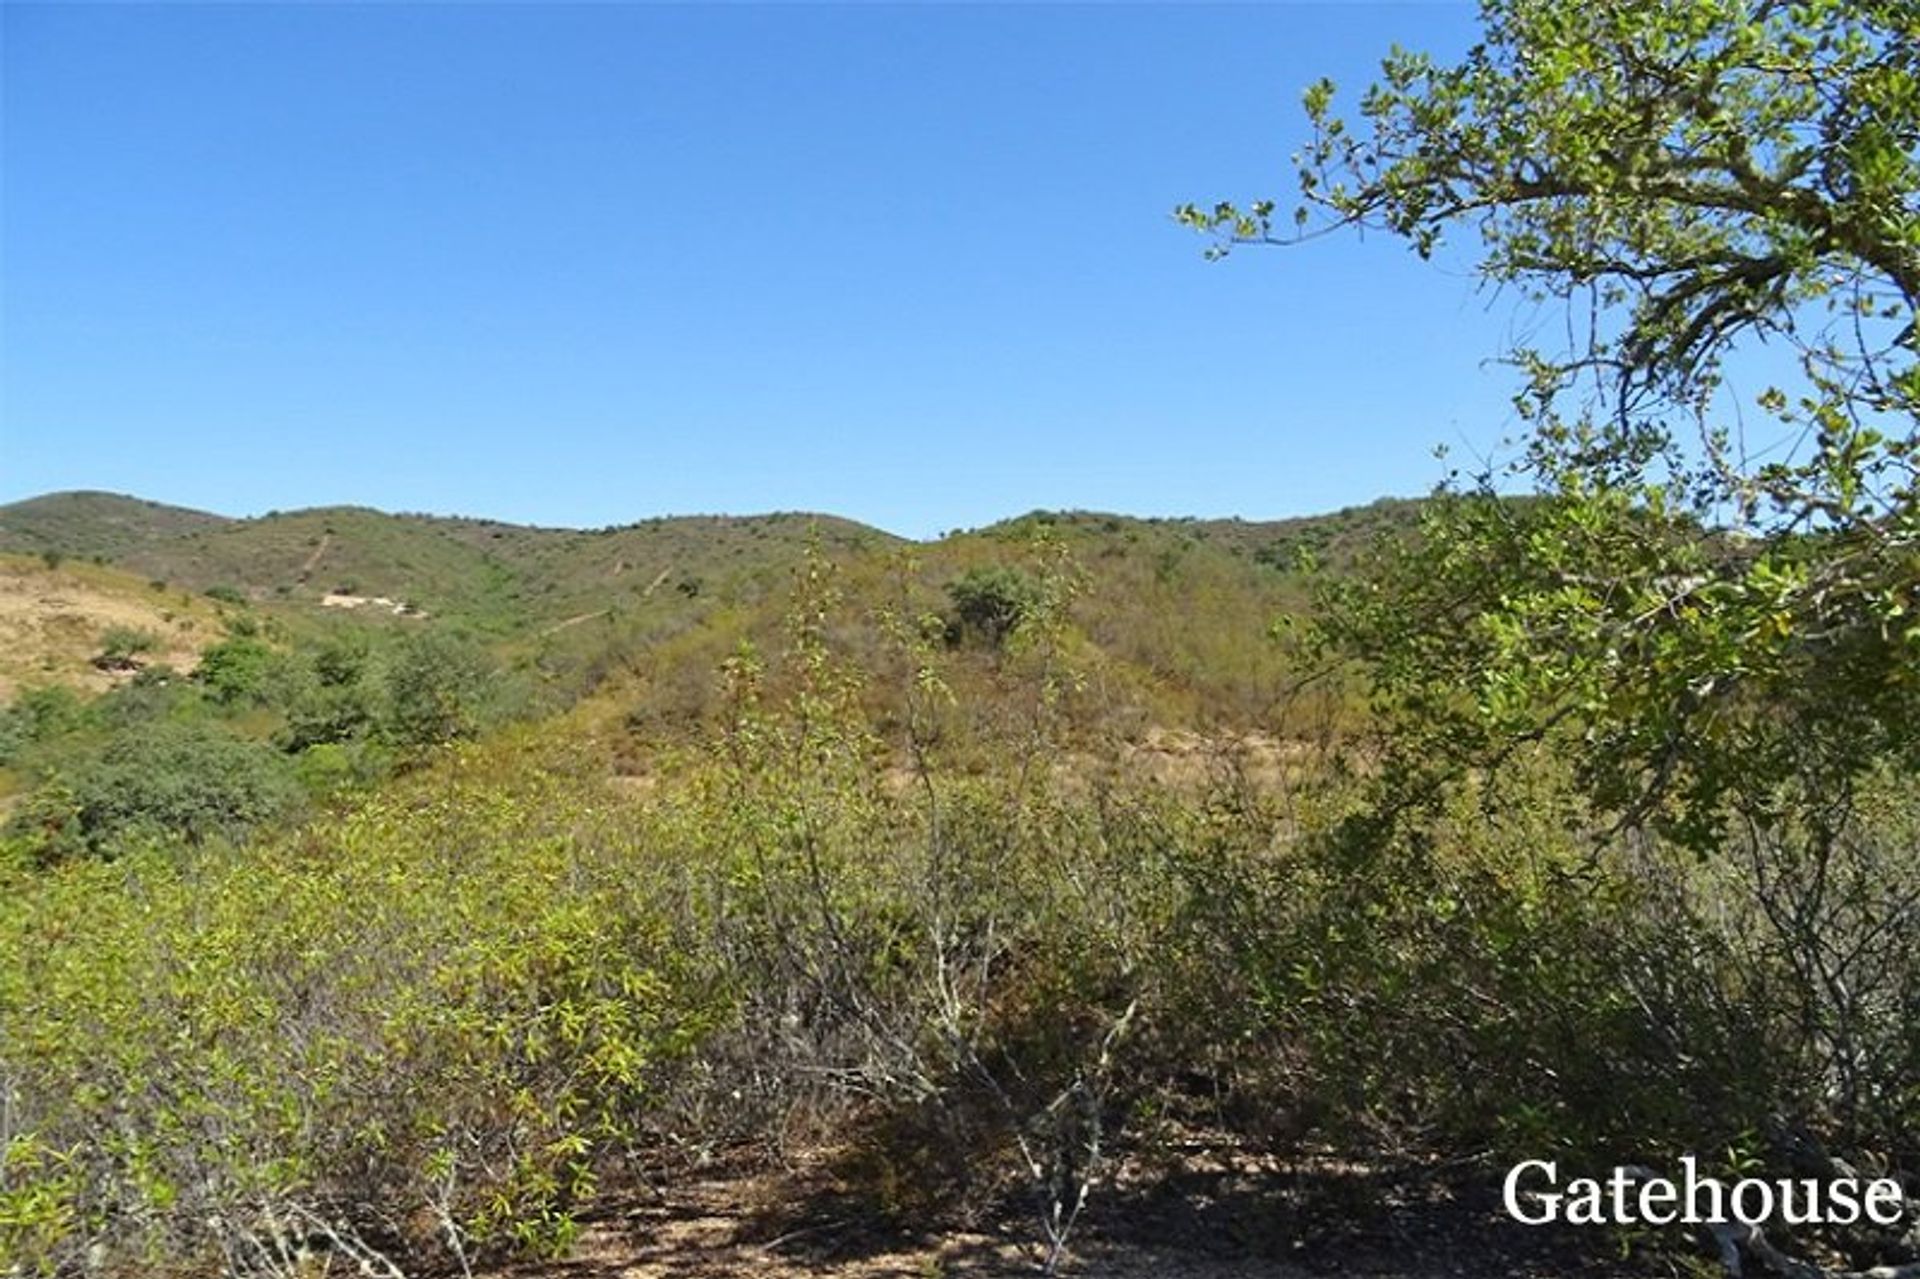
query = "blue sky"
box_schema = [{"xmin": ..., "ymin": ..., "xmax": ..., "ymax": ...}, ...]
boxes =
[{"xmin": 2, "ymin": 1, "xmax": 1521, "ymax": 539}]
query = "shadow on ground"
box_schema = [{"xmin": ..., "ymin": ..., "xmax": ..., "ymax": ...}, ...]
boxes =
[{"xmin": 492, "ymin": 1138, "xmax": 1662, "ymax": 1278}]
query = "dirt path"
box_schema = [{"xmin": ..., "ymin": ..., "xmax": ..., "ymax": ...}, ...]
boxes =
[
  {"xmin": 489, "ymin": 1149, "xmax": 1651, "ymax": 1279},
  {"xmin": 494, "ymin": 1175, "xmax": 1302, "ymax": 1279},
  {"xmin": 541, "ymin": 609, "xmax": 612, "ymax": 637},
  {"xmin": 297, "ymin": 532, "xmax": 332, "ymax": 582}
]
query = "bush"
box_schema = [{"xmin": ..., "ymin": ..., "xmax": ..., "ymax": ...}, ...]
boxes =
[
  {"xmin": 92, "ymin": 626, "xmax": 158, "ymax": 671},
  {"xmin": 311, "ymin": 633, "xmax": 372, "ymax": 688},
  {"xmin": 193, "ymin": 636, "xmax": 287, "ymax": 706},
  {"xmin": 0, "ymin": 752, "xmax": 707, "ymax": 1275},
  {"xmin": 4, "ymin": 723, "xmax": 302, "ymax": 861},
  {"xmin": 281, "ymin": 682, "xmax": 378, "ymax": 752},
  {"xmin": 6, "ymin": 538, "xmax": 1914, "ymax": 1278},
  {"xmin": 0, "ymin": 686, "xmax": 86, "ymax": 767},
  {"xmin": 945, "ymin": 566, "xmax": 1040, "ymax": 647},
  {"xmin": 383, "ymin": 631, "xmax": 496, "ymax": 749}
]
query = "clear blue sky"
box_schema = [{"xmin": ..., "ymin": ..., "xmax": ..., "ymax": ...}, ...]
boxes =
[{"xmin": 2, "ymin": 1, "xmax": 1522, "ymax": 539}]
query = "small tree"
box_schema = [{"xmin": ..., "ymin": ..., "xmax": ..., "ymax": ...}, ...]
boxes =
[
  {"xmin": 946, "ymin": 566, "xmax": 1041, "ymax": 648},
  {"xmin": 93, "ymin": 627, "xmax": 159, "ymax": 671},
  {"xmin": 1184, "ymin": 0, "xmax": 1920, "ymax": 854},
  {"xmin": 194, "ymin": 637, "xmax": 285, "ymax": 706},
  {"xmin": 383, "ymin": 631, "xmax": 495, "ymax": 749},
  {"xmin": 1186, "ymin": 3, "xmax": 1920, "ymax": 1260}
]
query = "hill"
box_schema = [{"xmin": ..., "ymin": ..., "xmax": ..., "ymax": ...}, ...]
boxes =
[
  {"xmin": 0, "ymin": 495, "xmax": 904, "ymax": 625},
  {"xmin": 0, "ymin": 491, "xmax": 232, "ymax": 559},
  {"xmin": 9, "ymin": 488, "xmax": 1905, "ymax": 1279},
  {"xmin": 0, "ymin": 491, "xmax": 1419, "ymax": 730}
]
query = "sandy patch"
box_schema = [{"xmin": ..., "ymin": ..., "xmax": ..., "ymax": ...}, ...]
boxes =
[{"xmin": 321, "ymin": 591, "xmax": 423, "ymax": 616}]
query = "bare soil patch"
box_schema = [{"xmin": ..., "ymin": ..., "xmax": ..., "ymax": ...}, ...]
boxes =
[
  {"xmin": 0, "ymin": 558, "xmax": 207, "ymax": 700},
  {"xmin": 490, "ymin": 1145, "xmax": 1655, "ymax": 1279},
  {"xmin": 320, "ymin": 591, "xmax": 423, "ymax": 616}
]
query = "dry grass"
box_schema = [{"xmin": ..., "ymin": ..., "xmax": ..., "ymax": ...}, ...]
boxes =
[{"xmin": 0, "ymin": 555, "xmax": 214, "ymax": 700}]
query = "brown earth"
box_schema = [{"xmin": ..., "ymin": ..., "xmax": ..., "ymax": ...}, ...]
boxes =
[
  {"xmin": 0, "ymin": 556, "xmax": 210, "ymax": 701},
  {"xmin": 490, "ymin": 1145, "xmax": 1656, "ymax": 1279},
  {"xmin": 1116, "ymin": 727, "xmax": 1315, "ymax": 791}
]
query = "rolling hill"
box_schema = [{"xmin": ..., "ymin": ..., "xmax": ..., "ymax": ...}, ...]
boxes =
[
  {"xmin": 0, "ymin": 490, "xmax": 1420, "ymax": 728},
  {"xmin": 0, "ymin": 493, "xmax": 900, "ymax": 623},
  {"xmin": 0, "ymin": 491, "xmax": 232, "ymax": 559}
]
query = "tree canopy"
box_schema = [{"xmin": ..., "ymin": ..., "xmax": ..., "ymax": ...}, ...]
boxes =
[
  {"xmin": 1185, "ymin": 0, "xmax": 1920, "ymax": 851},
  {"xmin": 1186, "ymin": 0, "xmax": 1919, "ymax": 442}
]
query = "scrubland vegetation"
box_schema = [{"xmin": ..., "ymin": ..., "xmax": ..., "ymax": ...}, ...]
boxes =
[
  {"xmin": 6, "ymin": 0, "xmax": 1920, "ymax": 1276},
  {"xmin": 3, "ymin": 521, "xmax": 1916, "ymax": 1277}
]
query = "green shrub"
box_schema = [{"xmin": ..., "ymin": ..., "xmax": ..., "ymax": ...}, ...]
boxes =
[
  {"xmin": 0, "ymin": 750, "xmax": 709, "ymax": 1275},
  {"xmin": 383, "ymin": 631, "xmax": 496, "ymax": 749},
  {"xmin": 0, "ymin": 686, "xmax": 86, "ymax": 767},
  {"xmin": 5, "ymin": 531, "xmax": 1912, "ymax": 1278},
  {"xmin": 92, "ymin": 626, "xmax": 159, "ymax": 670},
  {"xmin": 945, "ymin": 566, "xmax": 1040, "ymax": 647},
  {"xmin": 4, "ymin": 723, "xmax": 302, "ymax": 861},
  {"xmin": 311, "ymin": 633, "xmax": 372, "ymax": 688},
  {"xmin": 281, "ymin": 681, "xmax": 378, "ymax": 752},
  {"xmin": 193, "ymin": 636, "xmax": 286, "ymax": 706}
]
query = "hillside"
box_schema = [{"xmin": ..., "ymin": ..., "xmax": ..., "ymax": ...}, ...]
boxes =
[
  {"xmin": 6, "ymin": 490, "xmax": 1913, "ymax": 1279},
  {"xmin": 0, "ymin": 491, "xmax": 1414, "ymax": 728},
  {"xmin": 0, "ymin": 491, "xmax": 232, "ymax": 559},
  {"xmin": 0, "ymin": 494, "xmax": 903, "ymax": 627},
  {"xmin": 0, "ymin": 554, "xmax": 219, "ymax": 702}
]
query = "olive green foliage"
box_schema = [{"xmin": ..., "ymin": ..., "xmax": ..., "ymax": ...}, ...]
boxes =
[
  {"xmin": 1, "ymin": 619, "xmax": 525, "ymax": 866},
  {"xmin": 383, "ymin": 630, "xmax": 498, "ymax": 748},
  {"xmin": 0, "ymin": 546, "xmax": 1177, "ymax": 1274},
  {"xmin": 0, "ymin": 748, "xmax": 711, "ymax": 1275},
  {"xmin": 1185, "ymin": 0, "xmax": 1920, "ymax": 389},
  {"xmin": 1181, "ymin": 0, "xmax": 1920, "ymax": 1265},
  {"xmin": 5, "ymin": 533, "xmax": 1916, "ymax": 1276},
  {"xmin": 278, "ymin": 634, "xmax": 380, "ymax": 751},
  {"xmin": 0, "ymin": 687, "xmax": 84, "ymax": 767},
  {"xmin": 1183, "ymin": 0, "xmax": 1920, "ymax": 839},
  {"xmin": 93, "ymin": 626, "xmax": 158, "ymax": 669},
  {"xmin": 5, "ymin": 723, "xmax": 304, "ymax": 862},
  {"xmin": 9, "ymin": 9, "xmax": 1918, "ymax": 1267},
  {"xmin": 0, "ymin": 491, "xmax": 230, "ymax": 561},
  {"xmin": 0, "ymin": 539, "xmax": 1330, "ymax": 1275},
  {"xmin": 193, "ymin": 635, "xmax": 289, "ymax": 706},
  {"xmin": 3, "ymin": 493, "xmax": 1337, "ymax": 735},
  {"xmin": 945, "ymin": 565, "xmax": 1041, "ymax": 646}
]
